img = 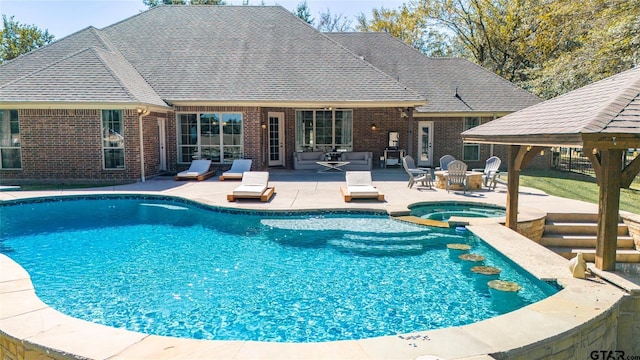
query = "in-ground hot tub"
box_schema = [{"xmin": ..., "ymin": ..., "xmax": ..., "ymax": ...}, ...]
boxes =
[{"xmin": 409, "ymin": 201, "xmax": 506, "ymax": 222}]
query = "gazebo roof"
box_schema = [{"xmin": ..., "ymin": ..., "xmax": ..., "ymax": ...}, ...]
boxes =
[{"xmin": 462, "ymin": 66, "xmax": 640, "ymax": 147}]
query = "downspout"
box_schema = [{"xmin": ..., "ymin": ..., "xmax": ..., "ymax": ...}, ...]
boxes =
[
  {"xmin": 138, "ymin": 108, "xmax": 151, "ymax": 182},
  {"xmin": 490, "ymin": 113, "xmax": 497, "ymax": 156}
]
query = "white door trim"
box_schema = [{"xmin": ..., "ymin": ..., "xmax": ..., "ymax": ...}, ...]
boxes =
[
  {"xmin": 417, "ymin": 121, "xmax": 434, "ymax": 167},
  {"xmin": 267, "ymin": 112, "xmax": 285, "ymax": 167}
]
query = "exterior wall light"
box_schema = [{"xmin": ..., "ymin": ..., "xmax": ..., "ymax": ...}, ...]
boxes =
[{"xmin": 370, "ymin": 123, "xmax": 377, "ymax": 131}]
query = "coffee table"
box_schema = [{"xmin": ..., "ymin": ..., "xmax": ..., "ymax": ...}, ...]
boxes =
[{"xmin": 316, "ymin": 161, "xmax": 350, "ymax": 172}]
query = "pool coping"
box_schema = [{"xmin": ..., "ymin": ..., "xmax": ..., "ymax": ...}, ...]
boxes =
[{"xmin": 0, "ymin": 194, "xmax": 629, "ymax": 359}]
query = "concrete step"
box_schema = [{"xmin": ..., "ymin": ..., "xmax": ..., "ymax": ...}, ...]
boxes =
[
  {"xmin": 544, "ymin": 222, "xmax": 628, "ymax": 236},
  {"xmin": 541, "ymin": 234, "xmax": 635, "ymax": 248},
  {"xmin": 549, "ymin": 247, "xmax": 640, "ymax": 263},
  {"xmin": 546, "ymin": 213, "xmax": 602, "ymax": 223}
]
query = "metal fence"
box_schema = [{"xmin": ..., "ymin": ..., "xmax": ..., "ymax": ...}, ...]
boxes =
[{"xmin": 552, "ymin": 147, "xmax": 640, "ymax": 186}]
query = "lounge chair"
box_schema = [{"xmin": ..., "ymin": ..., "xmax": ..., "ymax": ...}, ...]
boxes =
[
  {"xmin": 174, "ymin": 159, "xmax": 215, "ymax": 181},
  {"xmin": 439, "ymin": 154, "xmax": 456, "ymax": 171},
  {"xmin": 227, "ymin": 171, "xmax": 274, "ymax": 202},
  {"xmin": 481, "ymin": 156, "xmax": 501, "ymax": 190},
  {"xmin": 219, "ymin": 159, "xmax": 252, "ymax": 180},
  {"xmin": 402, "ymin": 155, "xmax": 432, "ymax": 189},
  {"xmin": 445, "ymin": 160, "xmax": 468, "ymax": 193},
  {"xmin": 340, "ymin": 171, "xmax": 384, "ymax": 202}
]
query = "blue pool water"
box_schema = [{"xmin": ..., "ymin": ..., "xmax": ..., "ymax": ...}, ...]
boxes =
[
  {"xmin": 0, "ymin": 196, "xmax": 557, "ymax": 343},
  {"xmin": 410, "ymin": 202, "xmax": 506, "ymax": 222}
]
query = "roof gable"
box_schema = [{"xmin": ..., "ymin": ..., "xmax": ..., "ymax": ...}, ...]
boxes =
[
  {"xmin": 0, "ymin": 27, "xmax": 165, "ymax": 107},
  {"xmin": 0, "ymin": 46, "xmax": 165, "ymax": 106},
  {"xmin": 327, "ymin": 32, "xmax": 541, "ymax": 114}
]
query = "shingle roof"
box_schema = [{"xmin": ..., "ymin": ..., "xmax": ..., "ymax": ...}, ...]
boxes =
[
  {"xmin": 326, "ymin": 32, "xmax": 541, "ymax": 114},
  {"xmin": 462, "ymin": 66, "xmax": 640, "ymax": 145},
  {"xmin": 99, "ymin": 6, "xmax": 424, "ymax": 104},
  {"xmin": 0, "ymin": 27, "xmax": 166, "ymax": 107}
]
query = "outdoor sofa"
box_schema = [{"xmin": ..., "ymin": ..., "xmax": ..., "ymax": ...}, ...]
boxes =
[{"xmin": 293, "ymin": 151, "xmax": 373, "ymax": 171}]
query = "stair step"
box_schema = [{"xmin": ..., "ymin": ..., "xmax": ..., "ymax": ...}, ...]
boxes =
[
  {"xmin": 549, "ymin": 247, "xmax": 640, "ymax": 263},
  {"xmin": 541, "ymin": 235, "xmax": 635, "ymax": 248},
  {"xmin": 544, "ymin": 222, "xmax": 628, "ymax": 236},
  {"xmin": 546, "ymin": 213, "xmax": 602, "ymax": 223}
]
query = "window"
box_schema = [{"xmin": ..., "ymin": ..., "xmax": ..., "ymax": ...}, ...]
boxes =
[
  {"xmin": 102, "ymin": 110, "xmax": 125, "ymax": 169},
  {"xmin": 462, "ymin": 117, "xmax": 480, "ymax": 161},
  {"xmin": 177, "ymin": 113, "xmax": 243, "ymax": 163},
  {"xmin": 0, "ymin": 110, "xmax": 21, "ymax": 169},
  {"xmin": 295, "ymin": 110, "xmax": 352, "ymax": 152}
]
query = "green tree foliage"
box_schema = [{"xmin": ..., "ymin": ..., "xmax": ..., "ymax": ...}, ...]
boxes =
[
  {"xmin": 0, "ymin": 15, "xmax": 54, "ymax": 63},
  {"xmin": 295, "ymin": 1, "xmax": 314, "ymax": 24},
  {"xmin": 525, "ymin": 0, "xmax": 640, "ymax": 98},
  {"xmin": 362, "ymin": 0, "xmax": 639, "ymax": 98},
  {"xmin": 143, "ymin": 0, "xmax": 225, "ymax": 7},
  {"xmin": 356, "ymin": 5, "xmax": 442, "ymax": 55}
]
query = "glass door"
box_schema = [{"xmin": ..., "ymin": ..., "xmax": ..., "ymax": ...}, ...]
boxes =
[
  {"xmin": 267, "ymin": 112, "xmax": 285, "ymax": 166},
  {"xmin": 417, "ymin": 121, "xmax": 433, "ymax": 166}
]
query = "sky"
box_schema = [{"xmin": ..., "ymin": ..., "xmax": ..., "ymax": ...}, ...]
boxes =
[{"xmin": 0, "ymin": 0, "xmax": 406, "ymax": 40}]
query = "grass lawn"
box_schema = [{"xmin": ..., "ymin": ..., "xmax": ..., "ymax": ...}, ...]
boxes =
[{"xmin": 513, "ymin": 169, "xmax": 640, "ymax": 215}]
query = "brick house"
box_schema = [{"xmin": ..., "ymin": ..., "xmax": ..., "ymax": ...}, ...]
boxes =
[{"xmin": 0, "ymin": 5, "xmax": 541, "ymax": 184}]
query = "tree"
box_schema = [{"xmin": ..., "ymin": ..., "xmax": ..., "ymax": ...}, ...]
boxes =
[
  {"xmin": 367, "ymin": 0, "xmax": 639, "ymax": 98},
  {"xmin": 0, "ymin": 15, "xmax": 54, "ymax": 63},
  {"xmin": 317, "ymin": 9, "xmax": 352, "ymax": 32},
  {"xmin": 295, "ymin": 1, "xmax": 313, "ymax": 25},
  {"xmin": 356, "ymin": 4, "xmax": 452, "ymax": 56}
]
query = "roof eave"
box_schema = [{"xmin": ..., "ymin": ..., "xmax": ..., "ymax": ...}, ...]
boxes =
[
  {"xmin": 415, "ymin": 111, "xmax": 512, "ymax": 118},
  {"xmin": 0, "ymin": 101, "xmax": 171, "ymax": 113},
  {"xmin": 461, "ymin": 134, "xmax": 584, "ymax": 147},
  {"xmin": 169, "ymin": 99, "xmax": 428, "ymax": 108}
]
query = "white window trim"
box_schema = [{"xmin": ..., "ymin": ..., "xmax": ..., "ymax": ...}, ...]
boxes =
[{"xmin": 101, "ymin": 110, "xmax": 125, "ymax": 170}]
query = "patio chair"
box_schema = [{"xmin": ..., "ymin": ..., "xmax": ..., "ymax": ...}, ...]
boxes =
[
  {"xmin": 481, "ymin": 156, "xmax": 501, "ymax": 190},
  {"xmin": 340, "ymin": 171, "xmax": 384, "ymax": 202},
  {"xmin": 174, "ymin": 159, "xmax": 215, "ymax": 181},
  {"xmin": 439, "ymin": 155, "xmax": 456, "ymax": 171},
  {"xmin": 445, "ymin": 160, "xmax": 468, "ymax": 193},
  {"xmin": 219, "ymin": 159, "xmax": 252, "ymax": 180},
  {"xmin": 402, "ymin": 155, "xmax": 432, "ymax": 189},
  {"xmin": 227, "ymin": 171, "xmax": 274, "ymax": 202}
]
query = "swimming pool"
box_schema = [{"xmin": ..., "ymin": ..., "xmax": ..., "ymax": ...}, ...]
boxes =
[
  {"xmin": 410, "ymin": 201, "xmax": 506, "ymax": 222},
  {"xmin": 0, "ymin": 195, "xmax": 557, "ymax": 343}
]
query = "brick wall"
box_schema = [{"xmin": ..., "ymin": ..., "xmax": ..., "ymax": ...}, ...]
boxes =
[
  {"xmin": 0, "ymin": 109, "xmax": 148, "ymax": 184},
  {"xmin": 1, "ymin": 107, "xmax": 551, "ymax": 184}
]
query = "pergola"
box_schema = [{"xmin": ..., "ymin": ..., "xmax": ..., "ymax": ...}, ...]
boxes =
[{"xmin": 462, "ymin": 66, "xmax": 640, "ymax": 271}]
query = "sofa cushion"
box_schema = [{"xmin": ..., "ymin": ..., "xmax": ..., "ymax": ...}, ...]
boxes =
[
  {"xmin": 342, "ymin": 152, "xmax": 369, "ymax": 161},
  {"xmin": 298, "ymin": 152, "xmax": 324, "ymax": 161}
]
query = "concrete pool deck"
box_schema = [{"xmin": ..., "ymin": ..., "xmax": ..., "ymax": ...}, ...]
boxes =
[{"xmin": 1, "ymin": 169, "xmax": 639, "ymax": 359}]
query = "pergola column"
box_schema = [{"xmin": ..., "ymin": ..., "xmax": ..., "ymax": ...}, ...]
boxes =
[
  {"xmin": 595, "ymin": 150, "xmax": 623, "ymax": 270},
  {"xmin": 506, "ymin": 145, "xmax": 546, "ymax": 230}
]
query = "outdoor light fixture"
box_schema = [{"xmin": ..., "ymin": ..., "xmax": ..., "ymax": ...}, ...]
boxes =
[
  {"xmin": 592, "ymin": 147, "xmax": 598, "ymax": 155},
  {"xmin": 261, "ymin": 122, "xmax": 267, "ymax": 130},
  {"xmin": 370, "ymin": 123, "xmax": 377, "ymax": 131},
  {"xmin": 540, "ymin": 150, "xmax": 545, "ymax": 156}
]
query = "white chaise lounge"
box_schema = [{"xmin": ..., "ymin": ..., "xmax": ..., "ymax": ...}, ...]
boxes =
[
  {"xmin": 174, "ymin": 159, "xmax": 215, "ymax": 181},
  {"xmin": 219, "ymin": 159, "xmax": 252, "ymax": 181},
  {"xmin": 340, "ymin": 171, "xmax": 384, "ymax": 202},
  {"xmin": 227, "ymin": 171, "xmax": 275, "ymax": 202}
]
